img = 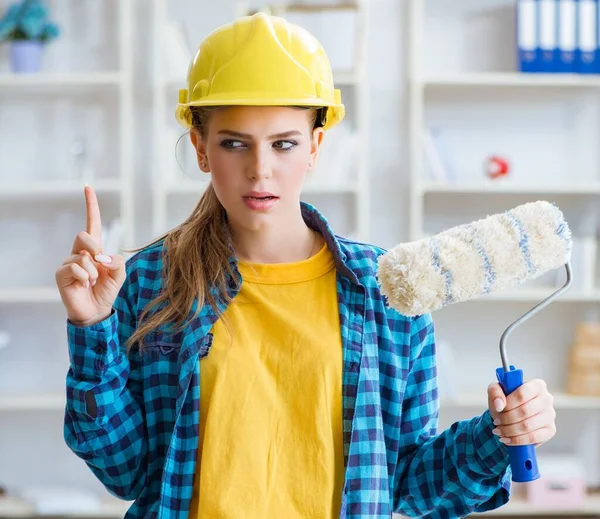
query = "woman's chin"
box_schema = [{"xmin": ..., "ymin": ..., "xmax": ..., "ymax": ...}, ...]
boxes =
[{"xmin": 229, "ymin": 209, "xmax": 276, "ymax": 232}]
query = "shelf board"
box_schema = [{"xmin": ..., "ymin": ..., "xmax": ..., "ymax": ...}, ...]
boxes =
[
  {"xmin": 395, "ymin": 495, "xmax": 600, "ymax": 517},
  {"xmin": 0, "ymin": 180, "xmax": 122, "ymax": 199},
  {"xmin": 0, "ymin": 497, "xmax": 31, "ymax": 517},
  {"xmin": 268, "ymin": 2, "xmax": 359, "ymax": 12},
  {"xmin": 334, "ymin": 70, "xmax": 362, "ymax": 85},
  {"xmin": 163, "ymin": 69, "xmax": 361, "ymax": 87},
  {"xmin": 163, "ymin": 180, "xmax": 359, "ymax": 195},
  {"xmin": 422, "ymin": 182, "xmax": 600, "ymax": 195},
  {"xmin": 0, "ymin": 287, "xmax": 61, "ymax": 303},
  {"xmin": 479, "ymin": 289, "xmax": 600, "ymax": 303},
  {"xmin": 70, "ymin": 500, "xmax": 132, "ymax": 519},
  {"xmin": 441, "ymin": 392, "xmax": 600, "ymax": 410},
  {"xmin": 303, "ymin": 182, "xmax": 359, "ymax": 193},
  {"xmin": 0, "ymin": 72, "xmax": 122, "ymax": 88},
  {"xmin": 0, "ymin": 392, "xmax": 65, "ymax": 411},
  {"xmin": 163, "ymin": 180, "xmax": 210, "ymax": 194},
  {"xmin": 473, "ymin": 495, "xmax": 600, "ymax": 516},
  {"xmin": 420, "ymin": 72, "xmax": 600, "ymax": 89},
  {"xmin": 0, "ymin": 496, "xmax": 131, "ymax": 518}
]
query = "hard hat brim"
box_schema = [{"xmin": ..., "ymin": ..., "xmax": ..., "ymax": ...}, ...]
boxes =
[{"xmin": 175, "ymin": 95, "xmax": 345, "ymax": 131}]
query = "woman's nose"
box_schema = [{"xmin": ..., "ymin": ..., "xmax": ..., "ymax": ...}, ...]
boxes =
[{"xmin": 247, "ymin": 147, "xmax": 273, "ymax": 180}]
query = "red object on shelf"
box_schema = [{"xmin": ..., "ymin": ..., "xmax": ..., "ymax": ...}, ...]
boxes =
[{"xmin": 485, "ymin": 155, "xmax": 510, "ymax": 179}]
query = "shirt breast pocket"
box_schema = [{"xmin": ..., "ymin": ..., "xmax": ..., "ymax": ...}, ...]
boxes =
[{"xmin": 144, "ymin": 329, "xmax": 184, "ymax": 357}]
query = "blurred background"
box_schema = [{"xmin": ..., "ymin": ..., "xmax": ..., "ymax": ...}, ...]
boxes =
[{"xmin": 1, "ymin": 0, "xmax": 600, "ymax": 517}]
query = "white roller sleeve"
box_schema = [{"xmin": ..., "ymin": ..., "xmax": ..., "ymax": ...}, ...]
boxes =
[{"xmin": 377, "ymin": 201, "xmax": 572, "ymax": 317}]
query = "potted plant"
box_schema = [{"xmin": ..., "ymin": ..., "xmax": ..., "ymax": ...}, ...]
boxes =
[{"xmin": 0, "ymin": 0, "xmax": 59, "ymax": 73}]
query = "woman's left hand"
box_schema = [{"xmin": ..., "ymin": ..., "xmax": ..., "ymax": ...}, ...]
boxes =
[{"xmin": 487, "ymin": 379, "xmax": 557, "ymax": 446}]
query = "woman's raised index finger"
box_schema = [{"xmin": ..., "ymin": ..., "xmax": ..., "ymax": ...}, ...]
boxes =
[{"xmin": 84, "ymin": 185, "xmax": 103, "ymax": 245}]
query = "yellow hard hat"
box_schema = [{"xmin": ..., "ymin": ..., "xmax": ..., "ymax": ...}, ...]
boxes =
[{"xmin": 175, "ymin": 12, "xmax": 345, "ymax": 131}]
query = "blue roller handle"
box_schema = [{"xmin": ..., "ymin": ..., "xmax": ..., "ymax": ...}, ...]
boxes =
[{"xmin": 495, "ymin": 365, "xmax": 540, "ymax": 483}]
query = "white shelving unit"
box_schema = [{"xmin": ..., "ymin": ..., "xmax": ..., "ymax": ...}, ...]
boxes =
[
  {"xmin": 0, "ymin": 1, "xmax": 135, "ymax": 514},
  {"xmin": 0, "ymin": 6, "xmax": 135, "ymax": 335},
  {"xmin": 408, "ymin": 0, "xmax": 600, "ymax": 240},
  {"xmin": 151, "ymin": 0, "xmax": 371, "ymax": 241},
  {"xmin": 407, "ymin": 0, "xmax": 600, "ymax": 304},
  {"xmin": 405, "ymin": 7, "xmax": 600, "ymax": 271},
  {"xmin": 0, "ymin": 3, "xmax": 135, "ymax": 305}
]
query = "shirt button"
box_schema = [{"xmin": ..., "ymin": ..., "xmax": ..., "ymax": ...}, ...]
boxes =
[{"xmin": 95, "ymin": 345, "xmax": 105, "ymax": 354}]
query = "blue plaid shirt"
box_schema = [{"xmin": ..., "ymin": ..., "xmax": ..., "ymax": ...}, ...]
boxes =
[{"xmin": 64, "ymin": 202, "xmax": 511, "ymax": 518}]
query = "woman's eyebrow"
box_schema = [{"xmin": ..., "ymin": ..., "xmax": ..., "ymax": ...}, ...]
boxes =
[{"xmin": 216, "ymin": 129, "xmax": 302, "ymax": 139}]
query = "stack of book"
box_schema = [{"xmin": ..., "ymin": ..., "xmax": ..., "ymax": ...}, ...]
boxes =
[{"xmin": 518, "ymin": 0, "xmax": 600, "ymax": 74}]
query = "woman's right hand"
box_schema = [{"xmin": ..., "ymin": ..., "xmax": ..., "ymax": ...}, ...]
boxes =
[{"xmin": 55, "ymin": 186, "xmax": 127, "ymax": 327}]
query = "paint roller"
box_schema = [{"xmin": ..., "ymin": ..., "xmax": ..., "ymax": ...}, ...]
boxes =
[{"xmin": 376, "ymin": 200, "xmax": 573, "ymax": 483}]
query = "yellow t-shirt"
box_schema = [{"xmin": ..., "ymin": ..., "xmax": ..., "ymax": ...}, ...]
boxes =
[{"xmin": 189, "ymin": 241, "xmax": 345, "ymax": 518}]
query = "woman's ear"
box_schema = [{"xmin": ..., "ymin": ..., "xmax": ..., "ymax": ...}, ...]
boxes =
[
  {"xmin": 308, "ymin": 127, "xmax": 324, "ymax": 170},
  {"xmin": 190, "ymin": 129, "xmax": 211, "ymax": 173}
]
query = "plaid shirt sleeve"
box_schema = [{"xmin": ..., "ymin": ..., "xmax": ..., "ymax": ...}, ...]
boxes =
[
  {"xmin": 393, "ymin": 313, "xmax": 512, "ymax": 517},
  {"xmin": 63, "ymin": 277, "xmax": 147, "ymax": 501}
]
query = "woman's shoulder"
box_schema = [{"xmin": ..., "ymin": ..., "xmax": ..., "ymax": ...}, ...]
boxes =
[
  {"xmin": 123, "ymin": 239, "xmax": 166, "ymax": 286},
  {"xmin": 334, "ymin": 234, "xmax": 389, "ymax": 289},
  {"xmin": 335, "ymin": 235, "xmax": 421, "ymax": 326},
  {"xmin": 335, "ymin": 234, "xmax": 387, "ymax": 268},
  {"xmin": 117, "ymin": 239, "xmax": 167, "ymax": 314},
  {"xmin": 126, "ymin": 239, "xmax": 165, "ymax": 268},
  {"xmin": 336, "ymin": 236, "xmax": 432, "ymax": 329}
]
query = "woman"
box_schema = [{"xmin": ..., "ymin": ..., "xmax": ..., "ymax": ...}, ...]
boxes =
[{"xmin": 56, "ymin": 12, "xmax": 557, "ymax": 519}]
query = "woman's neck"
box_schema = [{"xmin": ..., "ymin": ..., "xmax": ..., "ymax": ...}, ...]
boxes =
[{"xmin": 229, "ymin": 216, "xmax": 320, "ymax": 264}]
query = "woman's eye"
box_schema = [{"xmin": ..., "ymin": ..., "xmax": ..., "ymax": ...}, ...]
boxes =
[
  {"xmin": 220, "ymin": 139, "xmax": 245, "ymax": 149},
  {"xmin": 273, "ymin": 140, "xmax": 297, "ymax": 150}
]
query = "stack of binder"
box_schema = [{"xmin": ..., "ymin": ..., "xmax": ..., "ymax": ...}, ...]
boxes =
[{"xmin": 518, "ymin": 0, "xmax": 600, "ymax": 73}]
